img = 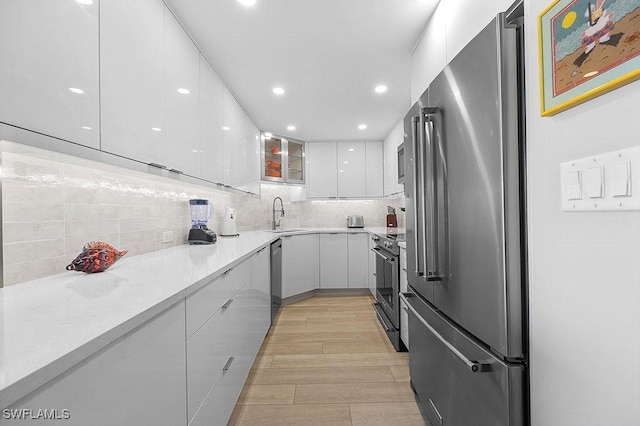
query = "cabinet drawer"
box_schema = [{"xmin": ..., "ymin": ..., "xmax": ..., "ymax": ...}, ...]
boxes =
[
  {"xmin": 188, "ymin": 356, "xmax": 253, "ymax": 426},
  {"xmin": 187, "ymin": 283, "xmax": 269, "ymax": 421},
  {"xmin": 186, "ymin": 260, "xmax": 250, "ymax": 338}
]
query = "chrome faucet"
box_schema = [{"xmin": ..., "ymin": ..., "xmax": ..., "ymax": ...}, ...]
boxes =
[{"xmin": 272, "ymin": 197, "xmax": 285, "ymax": 230}]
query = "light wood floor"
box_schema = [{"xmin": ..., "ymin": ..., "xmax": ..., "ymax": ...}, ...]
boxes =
[{"xmin": 228, "ymin": 295, "xmax": 425, "ymax": 425}]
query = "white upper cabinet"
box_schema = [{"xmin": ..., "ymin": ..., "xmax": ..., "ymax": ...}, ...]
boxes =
[
  {"xmin": 337, "ymin": 142, "xmax": 366, "ymax": 198},
  {"xmin": 365, "ymin": 142, "xmax": 384, "ymax": 197},
  {"xmin": 307, "ymin": 142, "xmax": 338, "ymax": 198},
  {"xmin": 164, "ymin": 10, "xmax": 200, "ymax": 176},
  {"xmin": 0, "ymin": 0, "xmax": 100, "ymax": 149},
  {"xmin": 222, "ymin": 88, "xmax": 260, "ymax": 193},
  {"xmin": 199, "ymin": 56, "xmax": 225, "ymax": 184},
  {"xmin": 383, "ymin": 119, "xmax": 404, "ymax": 196},
  {"xmin": 100, "ymin": 0, "xmax": 166, "ymax": 166},
  {"xmin": 308, "ymin": 141, "xmax": 383, "ymax": 198}
]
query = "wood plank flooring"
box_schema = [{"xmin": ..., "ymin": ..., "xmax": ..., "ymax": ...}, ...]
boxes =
[{"xmin": 228, "ymin": 295, "xmax": 425, "ymax": 425}]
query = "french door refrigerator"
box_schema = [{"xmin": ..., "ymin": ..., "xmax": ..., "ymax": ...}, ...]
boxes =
[{"xmin": 400, "ymin": 2, "xmax": 528, "ymax": 425}]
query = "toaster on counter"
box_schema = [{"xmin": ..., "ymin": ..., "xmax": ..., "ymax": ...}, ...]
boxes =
[{"xmin": 347, "ymin": 215, "xmax": 364, "ymax": 228}]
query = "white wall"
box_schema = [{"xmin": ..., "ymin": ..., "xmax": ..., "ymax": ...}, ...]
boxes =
[
  {"xmin": 412, "ymin": 1, "xmax": 640, "ymax": 425},
  {"xmin": 524, "ymin": 1, "xmax": 640, "ymax": 425}
]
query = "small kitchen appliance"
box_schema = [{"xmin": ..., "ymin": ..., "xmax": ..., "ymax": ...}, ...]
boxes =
[
  {"xmin": 220, "ymin": 206, "xmax": 239, "ymax": 236},
  {"xmin": 188, "ymin": 199, "xmax": 216, "ymax": 245},
  {"xmin": 346, "ymin": 215, "xmax": 364, "ymax": 228},
  {"xmin": 386, "ymin": 206, "xmax": 397, "ymax": 228}
]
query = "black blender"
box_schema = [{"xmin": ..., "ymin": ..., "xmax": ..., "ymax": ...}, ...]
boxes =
[{"xmin": 188, "ymin": 199, "xmax": 217, "ymax": 244}]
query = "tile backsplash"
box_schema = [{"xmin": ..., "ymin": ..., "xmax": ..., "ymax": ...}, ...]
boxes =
[{"xmin": 1, "ymin": 147, "xmax": 404, "ymax": 286}]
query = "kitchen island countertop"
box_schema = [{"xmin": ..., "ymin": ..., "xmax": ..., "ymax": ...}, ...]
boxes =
[{"xmin": 0, "ymin": 227, "xmax": 388, "ymax": 408}]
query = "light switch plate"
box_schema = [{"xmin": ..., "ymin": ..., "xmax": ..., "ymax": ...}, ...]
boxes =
[
  {"xmin": 560, "ymin": 146, "xmax": 639, "ymax": 211},
  {"xmin": 162, "ymin": 231, "xmax": 174, "ymax": 243}
]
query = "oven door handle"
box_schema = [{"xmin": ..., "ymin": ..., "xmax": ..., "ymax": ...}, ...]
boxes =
[{"xmin": 371, "ymin": 247, "xmax": 396, "ymax": 263}]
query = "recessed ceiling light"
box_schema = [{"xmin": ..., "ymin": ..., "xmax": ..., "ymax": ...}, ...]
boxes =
[
  {"xmin": 68, "ymin": 87, "xmax": 84, "ymax": 94},
  {"xmin": 177, "ymin": 88, "xmax": 190, "ymax": 94},
  {"xmin": 272, "ymin": 87, "xmax": 285, "ymax": 95},
  {"xmin": 151, "ymin": 127, "xmax": 162, "ymax": 132},
  {"xmin": 238, "ymin": 0, "xmax": 256, "ymax": 6},
  {"xmin": 81, "ymin": 126, "xmax": 92, "ymax": 130},
  {"xmin": 348, "ymin": 148, "xmax": 355, "ymax": 152},
  {"xmin": 287, "ymin": 125, "xmax": 296, "ymax": 131},
  {"xmin": 222, "ymin": 126, "xmax": 230, "ymax": 131},
  {"xmin": 374, "ymin": 85, "xmax": 387, "ymax": 93},
  {"xmin": 358, "ymin": 124, "xmax": 367, "ymax": 130},
  {"xmin": 343, "ymin": 161, "xmax": 349, "ymax": 164}
]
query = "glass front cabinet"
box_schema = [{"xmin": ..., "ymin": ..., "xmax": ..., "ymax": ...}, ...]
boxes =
[{"xmin": 261, "ymin": 132, "xmax": 305, "ymax": 184}]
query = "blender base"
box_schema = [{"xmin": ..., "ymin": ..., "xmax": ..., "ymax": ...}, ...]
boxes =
[{"xmin": 188, "ymin": 228, "xmax": 217, "ymax": 245}]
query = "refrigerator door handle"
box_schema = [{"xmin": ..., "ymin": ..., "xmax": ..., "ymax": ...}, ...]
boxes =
[
  {"xmin": 400, "ymin": 292, "xmax": 491, "ymax": 373},
  {"xmin": 411, "ymin": 116, "xmax": 424, "ymax": 277},
  {"xmin": 421, "ymin": 108, "xmax": 442, "ymax": 281}
]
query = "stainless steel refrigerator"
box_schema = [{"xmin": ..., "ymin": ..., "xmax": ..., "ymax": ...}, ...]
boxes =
[{"xmin": 400, "ymin": 2, "xmax": 528, "ymax": 425}]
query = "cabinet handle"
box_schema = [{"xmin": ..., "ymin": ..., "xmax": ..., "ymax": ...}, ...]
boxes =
[
  {"xmin": 221, "ymin": 299, "xmax": 234, "ymax": 310},
  {"xmin": 223, "ymin": 356, "xmax": 235, "ymax": 371},
  {"xmin": 168, "ymin": 168, "xmax": 183, "ymax": 174},
  {"xmin": 402, "ymin": 268, "xmax": 407, "ymax": 272},
  {"xmin": 148, "ymin": 162, "xmax": 167, "ymax": 169},
  {"xmin": 257, "ymin": 247, "xmax": 266, "ymax": 253},
  {"xmin": 222, "ymin": 268, "xmax": 233, "ymax": 276}
]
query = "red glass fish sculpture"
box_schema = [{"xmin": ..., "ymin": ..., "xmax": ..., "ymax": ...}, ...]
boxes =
[{"xmin": 66, "ymin": 242, "xmax": 128, "ymax": 273}]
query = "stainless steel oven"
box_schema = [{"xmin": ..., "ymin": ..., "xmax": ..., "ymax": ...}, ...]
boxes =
[{"xmin": 371, "ymin": 232, "xmax": 406, "ymax": 351}]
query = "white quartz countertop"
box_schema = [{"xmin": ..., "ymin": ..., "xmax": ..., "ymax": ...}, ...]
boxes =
[{"xmin": 0, "ymin": 227, "xmax": 389, "ymax": 407}]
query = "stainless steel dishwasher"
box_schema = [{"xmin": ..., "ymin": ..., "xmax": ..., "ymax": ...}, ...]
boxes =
[{"xmin": 270, "ymin": 239, "xmax": 282, "ymax": 323}]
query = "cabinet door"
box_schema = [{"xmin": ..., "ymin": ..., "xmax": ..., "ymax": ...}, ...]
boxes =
[
  {"xmin": 5, "ymin": 302, "xmax": 187, "ymax": 426},
  {"xmin": 101, "ymin": 0, "xmax": 166, "ymax": 166},
  {"xmin": 365, "ymin": 142, "xmax": 384, "ymax": 197},
  {"xmin": 164, "ymin": 10, "xmax": 200, "ymax": 175},
  {"xmin": 319, "ymin": 234, "xmax": 348, "ymax": 289},
  {"xmin": 383, "ymin": 130, "xmax": 395, "ymax": 196},
  {"xmin": 368, "ymin": 236, "xmax": 376, "ymax": 297},
  {"xmin": 0, "ymin": 0, "xmax": 99, "ymax": 149},
  {"xmin": 282, "ymin": 234, "xmax": 318, "ymax": 298},
  {"xmin": 347, "ymin": 233, "xmax": 369, "ymax": 288},
  {"xmin": 287, "ymin": 139, "xmax": 305, "ymax": 183},
  {"xmin": 250, "ymin": 246, "xmax": 271, "ymax": 325},
  {"xmin": 394, "ymin": 120, "xmax": 405, "ymax": 194},
  {"xmin": 239, "ymin": 115, "xmax": 260, "ymax": 194},
  {"xmin": 222, "ymin": 88, "xmax": 242, "ymax": 188},
  {"xmin": 307, "ymin": 142, "xmax": 337, "ymax": 198},
  {"xmin": 199, "ymin": 55, "xmax": 225, "ymax": 184},
  {"xmin": 337, "ymin": 142, "xmax": 366, "ymax": 198}
]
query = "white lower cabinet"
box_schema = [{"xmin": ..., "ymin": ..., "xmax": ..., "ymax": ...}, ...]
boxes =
[
  {"xmin": 186, "ymin": 252, "xmax": 270, "ymax": 426},
  {"xmin": 282, "ymin": 234, "xmax": 318, "ymax": 297},
  {"xmin": 4, "ymin": 302, "xmax": 187, "ymax": 426},
  {"xmin": 347, "ymin": 233, "xmax": 369, "ymax": 288},
  {"xmin": 368, "ymin": 236, "xmax": 376, "ymax": 296},
  {"xmin": 319, "ymin": 233, "xmax": 348, "ymax": 288}
]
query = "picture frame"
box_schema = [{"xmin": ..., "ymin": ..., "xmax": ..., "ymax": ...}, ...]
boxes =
[{"xmin": 538, "ymin": 0, "xmax": 640, "ymax": 116}]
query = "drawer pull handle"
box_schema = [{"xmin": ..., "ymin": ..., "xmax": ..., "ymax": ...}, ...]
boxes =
[
  {"xmin": 148, "ymin": 162, "xmax": 167, "ymax": 169},
  {"xmin": 221, "ymin": 299, "xmax": 234, "ymax": 310},
  {"xmin": 223, "ymin": 357, "xmax": 235, "ymax": 371},
  {"xmin": 222, "ymin": 268, "xmax": 233, "ymax": 276}
]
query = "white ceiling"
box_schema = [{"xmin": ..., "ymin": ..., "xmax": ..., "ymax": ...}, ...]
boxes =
[{"xmin": 166, "ymin": 0, "xmax": 439, "ymax": 141}]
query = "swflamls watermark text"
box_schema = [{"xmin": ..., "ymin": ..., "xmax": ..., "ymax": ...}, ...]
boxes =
[{"xmin": 2, "ymin": 408, "xmax": 70, "ymax": 420}]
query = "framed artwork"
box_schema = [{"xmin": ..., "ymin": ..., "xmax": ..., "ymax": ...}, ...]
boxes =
[{"xmin": 538, "ymin": 0, "xmax": 640, "ymax": 116}]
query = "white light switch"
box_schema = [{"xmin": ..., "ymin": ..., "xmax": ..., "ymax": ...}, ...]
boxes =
[
  {"xmin": 560, "ymin": 146, "xmax": 639, "ymax": 211},
  {"xmin": 566, "ymin": 170, "xmax": 582, "ymax": 200},
  {"xmin": 585, "ymin": 166, "xmax": 604, "ymax": 198},
  {"xmin": 611, "ymin": 162, "xmax": 631, "ymax": 197}
]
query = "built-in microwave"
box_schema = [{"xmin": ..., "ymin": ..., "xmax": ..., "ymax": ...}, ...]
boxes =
[{"xmin": 397, "ymin": 143, "xmax": 405, "ymax": 184}]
